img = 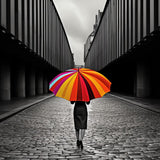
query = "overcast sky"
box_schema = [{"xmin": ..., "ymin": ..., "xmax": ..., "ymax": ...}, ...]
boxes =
[{"xmin": 53, "ymin": 0, "xmax": 107, "ymax": 65}]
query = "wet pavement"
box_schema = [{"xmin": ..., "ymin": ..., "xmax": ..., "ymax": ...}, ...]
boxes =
[{"xmin": 0, "ymin": 95, "xmax": 160, "ymax": 159}]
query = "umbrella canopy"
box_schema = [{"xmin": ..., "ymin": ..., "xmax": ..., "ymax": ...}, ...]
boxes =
[{"xmin": 49, "ymin": 68, "xmax": 111, "ymax": 102}]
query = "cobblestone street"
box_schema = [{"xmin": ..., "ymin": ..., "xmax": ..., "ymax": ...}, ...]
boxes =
[{"xmin": 0, "ymin": 95, "xmax": 160, "ymax": 160}]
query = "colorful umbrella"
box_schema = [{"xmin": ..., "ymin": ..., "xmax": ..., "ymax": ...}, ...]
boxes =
[{"xmin": 49, "ymin": 68, "xmax": 111, "ymax": 102}]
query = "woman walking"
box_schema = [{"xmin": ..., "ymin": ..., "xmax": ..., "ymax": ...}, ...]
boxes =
[{"xmin": 71, "ymin": 101, "xmax": 90, "ymax": 150}]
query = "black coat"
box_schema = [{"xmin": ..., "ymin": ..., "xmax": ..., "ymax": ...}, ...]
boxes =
[{"xmin": 71, "ymin": 101, "xmax": 90, "ymax": 129}]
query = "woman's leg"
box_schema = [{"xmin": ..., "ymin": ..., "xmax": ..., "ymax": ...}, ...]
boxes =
[
  {"xmin": 81, "ymin": 129, "xmax": 85, "ymax": 140},
  {"xmin": 79, "ymin": 129, "xmax": 82, "ymax": 141},
  {"xmin": 79, "ymin": 129, "xmax": 86, "ymax": 150},
  {"xmin": 79, "ymin": 129, "xmax": 86, "ymax": 140},
  {"xmin": 75, "ymin": 129, "xmax": 80, "ymax": 148},
  {"xmin": 79, "ymin": 129, "xmax": 85, "ymax": 140},
  {"xmin": 75, "ymin": 129, "xmax": 79, "ymax": 140}
]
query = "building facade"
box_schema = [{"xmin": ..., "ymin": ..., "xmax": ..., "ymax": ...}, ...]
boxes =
[
  {"xmin": 0, "ymin": 0, "xmax": 74, "ymax": 101},
  {"xmin": 85, "ymin": 0, "xmax": 160, "ymax": 98}
]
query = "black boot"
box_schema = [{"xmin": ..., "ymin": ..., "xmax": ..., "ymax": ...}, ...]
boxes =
[
  {"xmin": 79, "ymin": 141, "xmax": 83, "ymax": 150},
  {"xmin": 76, "ymin": 140, "xmax": 80, "ymax": 148}
]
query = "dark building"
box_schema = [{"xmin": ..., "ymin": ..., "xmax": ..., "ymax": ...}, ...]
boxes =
[
  {"xmin": 85, "ymin": 0, "xmax": 160, "ymax": 98},
  {"xmin": 0, "ymin": 0, "xmax": 74, "ymax": 101}
]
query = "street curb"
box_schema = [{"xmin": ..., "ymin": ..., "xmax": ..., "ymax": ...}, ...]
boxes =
[
  {"xmin": 109, "ymin": 94, "xmax": 160, "ymax": 114},
  {"xmin": 0, "ymin": 95, "xmax": 55, "ymax": 122}
]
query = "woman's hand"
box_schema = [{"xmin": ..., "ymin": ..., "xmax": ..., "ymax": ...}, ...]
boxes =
[
  {"xmin": 86, "ymin": 101, "xmax": 90, "ymax": 105},
  {"xmin": 70, "ymin": 101, "xmax": 75, "ymax": 104}
]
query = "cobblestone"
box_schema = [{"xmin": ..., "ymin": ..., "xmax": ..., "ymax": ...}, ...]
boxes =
[{"xmin": 0, "ymin": 95, "xmax": 160, "ymax": 159}]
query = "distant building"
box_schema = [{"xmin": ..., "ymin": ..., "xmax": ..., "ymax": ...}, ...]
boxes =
[
  {"xmin": 74, "ymin": 65, "xmax": 84, "ymax": 69},
  {"xmin": 84, "ymin": 10, "xmax": 102, "ymax": 62},
  {"xmin": 93, "ymin": 10, "xmax": 102, "ymax": 34},
  {"xmin": 84, "ymin": 31, "xmax": 94, "ymax": 61}
]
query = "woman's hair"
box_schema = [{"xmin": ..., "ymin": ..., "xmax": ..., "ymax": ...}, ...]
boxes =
[
  {"xmin": 75, "ymin": 101, "xmax": 90, "ymax": 105},
  {"xmin": 75, "ymin": 101, "xmax": 85, "ymax": 105},
  {"xmin": 71, "ymin": 101, "xmax": 90, "ymax": 105}
]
